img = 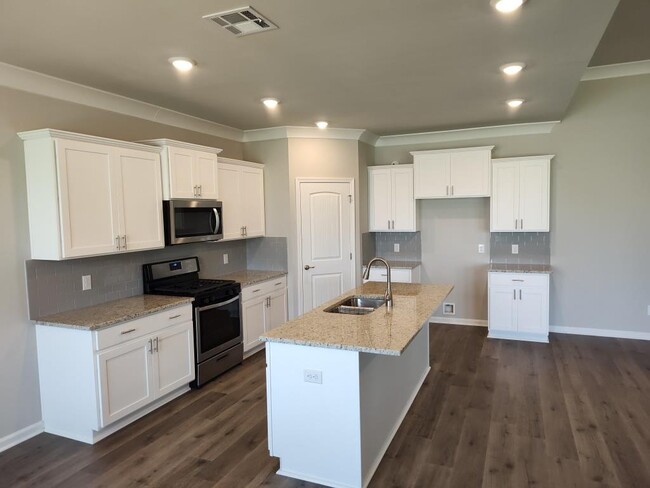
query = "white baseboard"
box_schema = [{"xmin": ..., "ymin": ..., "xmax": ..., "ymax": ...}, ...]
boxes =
[
  {"xmin": 429, "ymin": 317, "xmax": 488, "ymax": 327},
  {"xmin": 550, "ymin": 326, "xmax": 650, "ymax": 341},
  {"xmin": 0, "ymin": 421, "xmax": 44, "ymax": 453}
]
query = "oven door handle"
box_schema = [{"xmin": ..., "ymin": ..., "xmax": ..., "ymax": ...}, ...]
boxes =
[{"xmin": 196, "ymin": 295, "xmax": 240, "ymax": 312}]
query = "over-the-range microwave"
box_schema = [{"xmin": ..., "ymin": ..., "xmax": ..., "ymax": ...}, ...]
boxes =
[{"xmin": 163, "ymin": 199, "xmax": 223, "ymax": 245}]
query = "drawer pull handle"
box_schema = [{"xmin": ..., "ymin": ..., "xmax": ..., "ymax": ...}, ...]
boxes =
[
  {"xmin": 252, "ymin": 289, "xmax": 261, "ymax": 293},
  {"xmin": 121, "ymin": 328, "xmax": 136, "ymax": 335},
  {"xmin": 168, "ymin": 314, "xmax": 182, "ymax": 319},
  {"xmin": 275, "ymin": 282, "xmax": 283, "ymax": 286},
  {"xmin": 512, "ymin": 279, "xmax": 524, "ymax": 282}
]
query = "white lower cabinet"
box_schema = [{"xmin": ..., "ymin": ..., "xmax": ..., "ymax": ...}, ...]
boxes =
[
  {"xmin": 242, "ymin": 276, "xmax": 288, "ymax": 353},
  {"xmin": 488, "ymin": 272, "xmax": 549, "ymax": 342},
  {"xmin": 36, "ymin": 304, "xmax": 194, "ymax": 444},
  {"xmin": 362, "ymin": 265, "xmax": 421, "ymax": 283}
]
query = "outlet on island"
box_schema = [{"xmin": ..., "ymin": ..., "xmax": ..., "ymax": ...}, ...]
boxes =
[{"xmin": 304, "ymin": 369, "xmax": 323, "ymax": 384}]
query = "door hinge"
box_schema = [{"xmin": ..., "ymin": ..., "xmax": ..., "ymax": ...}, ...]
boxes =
[{"xmin": 348, "ymin": 195, "xmax": 352, "ymax": 203}]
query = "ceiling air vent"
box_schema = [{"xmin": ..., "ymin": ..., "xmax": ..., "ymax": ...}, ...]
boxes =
[{"xmin": 203, "ymin": 7, "xmax": 277, "ymax": 37}]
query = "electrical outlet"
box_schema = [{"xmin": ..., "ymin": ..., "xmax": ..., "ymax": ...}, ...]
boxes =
[
  {"xmin": 443, "ymin": 303, "xmax": 455, "ymax": 315},
  {"xmin": 394, "ymin": 243, "xmax": 400, "ymax": 253},
  {"xmin": 223, "ymin": 253, "xmax": 229, "ymax": 265},
  {"xmin": 511, "ymin": 244, "xmax": 519, "ymax": 254},
  {"xmin": 304, "ymin": 369, "xmax": 323, "ymax": 384},
  {"xmin": 478, "ymin": 244, "xmax": 485, "ymax": 254},
  {"xmin": 82, "ymin": 275, "xmax": 92, "ymax": 291}
]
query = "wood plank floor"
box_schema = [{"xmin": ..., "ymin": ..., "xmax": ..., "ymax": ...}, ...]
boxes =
[{"xmin": 1, "ymin": 324, "xmax": 649, "ymax": 487}]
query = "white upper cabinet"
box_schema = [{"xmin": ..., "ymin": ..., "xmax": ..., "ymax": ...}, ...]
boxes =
[
  {"xmin": 19, "ymin": 129, "xmax": 164, "ymax": 260},
  {"xmin": 411, "ymin": 146, "xmax": 493, "ymax": 199},
  {"xmin": 368, "ymin": 165, "xmax": 417, "ymax": 232},
  {"xmin": 218, "ymin": 157, "xmax": 266, "ymax": 240},
  {"xmin": 139, "ymin": 139, "xmax": 221, "ymax": 200},
  {"xmin": 491, "ymin": 155, "xmax": 552, "ymax": 232}
]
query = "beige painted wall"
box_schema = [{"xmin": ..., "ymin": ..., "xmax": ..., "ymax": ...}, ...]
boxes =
[
  {"xmin": 375, "ymin": 74, "xmax": 650, "ymax": 332},
  {"xmin": 0, "ymin": 86, "xmax": 243, "ymax": 440}
]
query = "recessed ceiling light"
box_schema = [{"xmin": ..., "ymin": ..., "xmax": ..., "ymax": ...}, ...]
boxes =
[
  {"xmin": 491, "ymin": 0, "xmax": 527, "ymax": 13},
  {"xmin": 500, "ymin": 62, "xmax": 526, "ymax": 76},
  {"xmin": 507, "ymin": 98, "xmax": 525, "ymax": 108},
  {"xmin": 169, "ymin": 57, "xmax": 196, "ymax": 72},
  {"xmin": 316, "ymin": 121, "xmax": 328, "ymax": 129},
  {"xmin": 261, "ymin": 98, "xmax": 279, "ymax": 109}
]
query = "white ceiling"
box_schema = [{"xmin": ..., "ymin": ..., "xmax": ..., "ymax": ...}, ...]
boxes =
[{"xmin": 0, "ymin": 0, "xmax": 622, "ymax": 135}]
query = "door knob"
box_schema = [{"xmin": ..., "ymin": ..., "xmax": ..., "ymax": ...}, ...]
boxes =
[{"xmin": 304, "ymin": 265, "xmax": 315, "ymax": 270}]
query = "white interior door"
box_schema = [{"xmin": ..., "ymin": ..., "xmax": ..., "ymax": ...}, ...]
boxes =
[{"xmin": 299, "ymin": 181, "xmax": 355, "ymax": 313}]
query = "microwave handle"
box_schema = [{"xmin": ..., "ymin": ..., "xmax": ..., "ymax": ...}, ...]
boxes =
[{"xmin": 211, "ymin": 208, "xmax": 220, "ymax": 235}]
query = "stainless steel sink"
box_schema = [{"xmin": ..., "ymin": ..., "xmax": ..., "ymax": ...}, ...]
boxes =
[{"xmin": 324, "ymin": 295, "xmax": 386, "ymax": 315}]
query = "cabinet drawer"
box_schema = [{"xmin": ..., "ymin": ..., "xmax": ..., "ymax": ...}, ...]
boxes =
[
  {"xmin": 94, "ymin": 304, "xmax": 192, "ymax": 351},
  {"xmin": 241, "ymin": 275, "xmax": 287, "ymax": 302},
  {"xmin": 488, "ymin": 272, "xmax": 549, "ymax": 287}
]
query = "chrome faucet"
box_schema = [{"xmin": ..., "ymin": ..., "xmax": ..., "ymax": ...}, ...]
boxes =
[{"xmin": 363, "ymin": 257, "xmax": 393, "ymax": 310}]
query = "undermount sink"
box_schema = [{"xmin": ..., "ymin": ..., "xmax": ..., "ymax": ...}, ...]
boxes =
[{"xmin": 324, "ymin": 295, "xmax": 386, "ymax": 315}]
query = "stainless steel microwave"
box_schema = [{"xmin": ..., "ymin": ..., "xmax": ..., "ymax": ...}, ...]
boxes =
[{"xmin": 163, "ymin": 200, "xmax": 223, "ymax": 245}]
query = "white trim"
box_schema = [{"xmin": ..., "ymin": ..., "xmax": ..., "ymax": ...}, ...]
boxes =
[
  {"xmin": 243, "ymin": 126, "xmax": 370, "ymax": 142},
  {"xmin": 581, "ymin": 60, "xmax": 650, "ymax": 81},
  {"xmin": 276, "ymin": 469, "xmax": 358, "ymax": 488},
  {"xmin": 218, "ymin": 155, "xmax": 264, "ymax": 169},
  {"xmin": 411, "ymin": 145, "xmax": 494, "ymax": 156},
  {"xmin": 429, "ymin": 317, "xmax": 488, "ymax": 327},
  {"xmin": 137, "ymin": 138, "xmax": 222, "ymax": 154},
  {"xmin": 492, "ymin": 154, "xmax": 555, "ymax": 163},
  {"xmin": 0, "ymin": 421, "xmax": 44, "ymax": 453},
  {"xmin": 17, "ymin": 128, "xmax": 162, "ymax": 153},
  {"xmin": 488, "ymin": 330, "xmax": 548, "ymax": 343},
  {"xmin": 550, "ymin": 326, "xmax": 650, "ymax": 341},
  {"xmin": 376, "ymin": 121, "xmax": 559, "ymax": 147},
  {"xmin": 359, "ymin": 131, "xmax": 380, "ymax": 146},
  {"xmin": 361, "ymin": 366, "xmax": 430, "ymax": 488},
  {"xmin": 0, "ymin": 61, "xmax": 243, "ymax": 142},
  {"xmin": 295, "ymin": 178, "xmax": 357, "ymax": 317}
]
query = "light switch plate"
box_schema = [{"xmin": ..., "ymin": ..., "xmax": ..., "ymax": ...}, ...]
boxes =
[
  {"xmin": 223, "ymin": 253, "xmax": 229, "ymax": 264},
  {"xmin": 511, "ymin": 244, "xmax": 519, "ymax": 254},
  {"xmin": 82, "ymin": 275, "xmax": 92, "ymax": 291},
  {"xmin": 304, "ymin": 369, "xmax": 323, "ymax": 384},
  {"xmin": 478, "ymin": 244, "xmax": 485, "ymax": 254},
  {"xmin": 394, "ymin": 243, "xmax": 400, "ymax": 253}
]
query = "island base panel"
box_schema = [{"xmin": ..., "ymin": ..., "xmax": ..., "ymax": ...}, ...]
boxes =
[{"xmin": 266, "ymin": 323, "xmax": 430, "ymax": 488}]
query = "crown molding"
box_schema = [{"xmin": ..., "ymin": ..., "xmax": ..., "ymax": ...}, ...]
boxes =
[
  {"xmin": 582, "ymin": 59, "xmax": 650, "ymax": 81},
  {"xmin": 18, "ymin": 128, "xmax": 163, "ymax": 153},
  {"xmin": 411, "ymin": 145, "xmax": 494, "ymax": 156},
  {"xmin": 137, "ymin": 138, "xmax": 223, "ymax": 154},
  {"xmin": 0, "ymin": 62, "xmax": 244, "ymax": 142},
  {"xmin": 242, "ymin": 126, "xmax": 374, "ymax": 143},
  {"xmin": 375, "ymin": 121, "xmax": 559, "ymax": 147}
]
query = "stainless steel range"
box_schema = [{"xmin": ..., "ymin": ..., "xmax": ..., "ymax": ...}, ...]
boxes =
[{"xmin": 143, "ymin": 257, "xmax": 242, "ymax": 388}]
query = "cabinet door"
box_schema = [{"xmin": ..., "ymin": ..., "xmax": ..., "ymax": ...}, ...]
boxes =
[
  {"xmin": 488, "ymin": 285, "xmax": 517, "ymax": 332},
  {"xmin": 153, "ymin": 322, "xmax": 195, "ymax": 397},
  {"xmin": 491, "ymin": 162, "xmax": 519, "ymax": 232},
  {"xmin": 217, "ymin": 163, "xmax": 244, "ymax": 240},
  {"xmin": 115, "ymin": 148, "xmax": 164, "ymax": 252},
  {"xmin": 55, "ymin": 138, "xmax": 121, "ymax": 258},
  {"xmin": 391, "ymin": 167, "xmax": 416, "ymax": 231},
  {"xmin": 96, "ymin": 336, "xmax": 154, "ymax": 427},
  {"xmin": 519, "ymin": 160, "xmax": 549, "ymax": 232},
  {"xmin": 241, "ymin": 167, "xmax": 265, "ymax": 237},
  {"xmin": 195, "ymin": 153, "xmax": 219, "ymax": 199},
  {"xmin": 413, "ymin": 153, "xmax": 450, "ymax": 199},
  {"xmin": 368, "ymin": 168, "xmax": 392, "ymax": 231},
  {"xmin": 267, "ymin": 289, "xmax": 288, "ymax": 332},
  {"xmin": 242, "ymin": 296, "xmax": 267, "ymax": 352},
  {"xmin": 450, "ymin": 150, "xmax": 490, "ymax": 197},
  {"xmin": 168, "ymin": 147, "xmax": 196, "ymax": 199},
  {"xmin": 516, "ymin": 285, "xmax": 549, "ymax": 334}
]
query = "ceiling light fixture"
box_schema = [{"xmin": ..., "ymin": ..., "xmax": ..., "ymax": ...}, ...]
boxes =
[
  {"xmin": 261, "ymin": 98, "xmax": 279, "ymax": 109},
  {"xmin": 507, "ymin": 98, "xmax": 525, "ymax": 108},
  {"xmin": 491, "ymin": 0, "xmax": 527, "ymax": 13},
  {"xmin": 169, "ymin": 57, "xmax": 196, "ymax": 72},
  {"xmin": 500, "ymin": 62, "xmax": 526, "ymax": 76},
  {"xmin": 316, "ymin": 121, "xmax": 328, "ymax": 129}
]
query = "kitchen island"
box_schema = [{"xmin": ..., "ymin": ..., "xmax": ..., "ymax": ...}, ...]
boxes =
[{"xmin": 261, "ymin": 282, "xmax": 453, "ymax": 488}]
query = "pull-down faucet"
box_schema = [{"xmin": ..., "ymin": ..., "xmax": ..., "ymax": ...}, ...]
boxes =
[{"xmin": 363, "ymin": 257, "xmax": 393, "ymax": 310}]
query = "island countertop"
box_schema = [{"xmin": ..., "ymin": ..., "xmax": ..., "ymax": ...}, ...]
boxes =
[{"xmin": 260, "ymin": 282, "xmax": 453, "ymax": 356}]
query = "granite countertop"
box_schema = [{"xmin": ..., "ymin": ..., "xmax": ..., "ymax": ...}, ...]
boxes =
[
  {"xmin": 261, "ymin": 282, "xmax": 453, "ymax": 356},
  {"xmin": 362, "ymin": 260, "xmax": 421, "ymax": 269},
  {"xmin": 488, "ymin": 263, "xmax": 553, "ymax": 274},
  {"xmin": 216, "ymin": 269, "xmax": 287, "ymax": 288},
  {"xmin": 35, "ymin": 295, "xmax": 194, "ymax": 331}
]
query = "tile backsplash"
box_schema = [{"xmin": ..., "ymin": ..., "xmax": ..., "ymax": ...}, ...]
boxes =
[
  {"xmin": 26, "ymin": 240, "xmax": 247, "ymax": 319},
  {"xmin": 489, "ymin": 232, "xmax": 550, "ymax": 265},
  {"xmin": 246, "ymin": 237, "xmax": 288, "ymax": 272},
  {"xmin": 371, "ymin": 232, "xmax": 421, "ymax": 263}
]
